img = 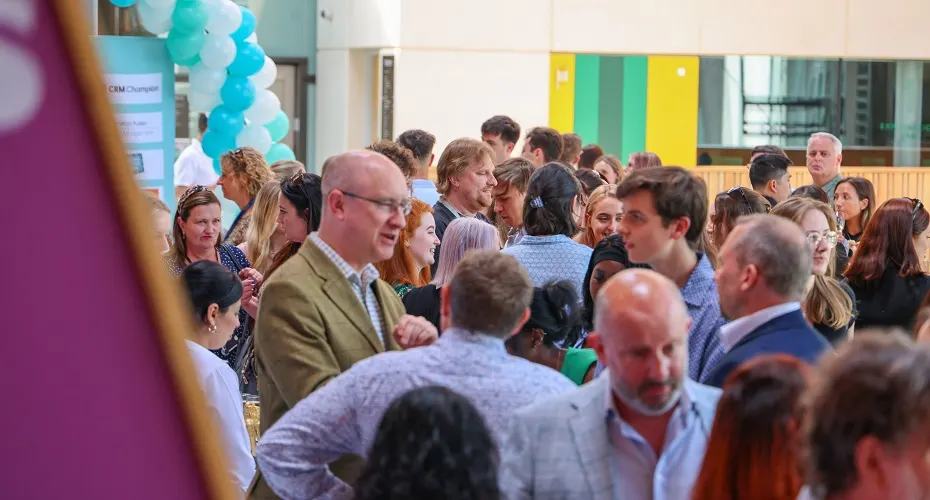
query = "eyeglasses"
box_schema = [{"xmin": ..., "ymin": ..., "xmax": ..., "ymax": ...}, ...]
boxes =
[
  {"xmin": 907, "ymin": 197, "xmax": 924, "ymax": 221},
  {"xmin": 342, "ymin": 191, "xmax": 412, "ymax": 216},
  {"xmin": 807, "ymin": 230, "xmax": 838, "ymax": 247}
]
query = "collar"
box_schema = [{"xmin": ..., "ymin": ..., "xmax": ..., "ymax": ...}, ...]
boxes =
[
  {"xmin": 680, "ymin": 252, "xmax": 715, "ymax": 308},
  {"xmin": 719, "ymin": 302, "xmax": 801, "ymax": 351},
  {"xmin": 603, "ymin": 373, "xmax": 699, "ymax": 431},
  {"xmin": 309, "ymin": 232, "xmax": 381, "ymax": 285},
  {"xmin": 438, "ymin": 328, "xmax": 508, "ymax": 352}
]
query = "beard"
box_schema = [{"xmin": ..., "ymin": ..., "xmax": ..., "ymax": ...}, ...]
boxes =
[{"xmin": 613, "ymin": 377, "xmax": 683, "ymax": 417}]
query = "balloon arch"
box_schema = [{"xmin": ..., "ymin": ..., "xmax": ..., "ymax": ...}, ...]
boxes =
[{"xmin": 109, "ymin": 0, "xmax": 296, "ymax": 171}]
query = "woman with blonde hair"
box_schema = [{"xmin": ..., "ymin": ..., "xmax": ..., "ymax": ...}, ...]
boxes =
[
  {"xmin": 574, "ymin": 184, "xmax": 621, "ymax": 249},
  {"xmin": 216, "ymin": 147, "xmax": 274, "ymax": 246},
  {"xmin": 239, "ymin": 181, "xmax": 288, "ymax": 276},
  {"xmin": 269, "ymin": 159, "xmax": 306, "ymax": 182},
  {"xmin": 375, "ymin": 199, "xmax": 441, "ymax": 297},
  {"xmin": 771, "ymin": 197, "xmax": 856, "ymax": 343}
]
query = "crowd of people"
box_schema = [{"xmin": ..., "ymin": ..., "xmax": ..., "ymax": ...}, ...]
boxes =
[{"xmin": 154, "ymin": 114, "xmax": 930, "ymax": 500}]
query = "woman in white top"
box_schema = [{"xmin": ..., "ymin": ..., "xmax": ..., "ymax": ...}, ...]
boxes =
[{"xmin": 181, "ymin": 260, "xmax": 256, "ymax": 493}]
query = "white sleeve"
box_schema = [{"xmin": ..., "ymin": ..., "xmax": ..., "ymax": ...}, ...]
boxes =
[
  {"xmin": 202, "ymin": 366, "xmax": 257, "ymax": 492},
  {"xmin": 174, "ymin": 151, "xmax": 196, "ymax": 187}
]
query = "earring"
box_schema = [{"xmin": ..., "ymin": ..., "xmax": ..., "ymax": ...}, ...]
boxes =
[
  {"xmin": 181, "ymin": 232, "xmax": 186, "ymax": 240},
  {"xmin": 208, "ymin": 323, "xmax": 217, "ymax": 333}
]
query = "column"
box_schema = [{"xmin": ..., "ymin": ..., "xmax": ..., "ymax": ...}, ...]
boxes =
[{"xmin": 893, "ymin": 61, "xmax": 923, "ymax": 166}]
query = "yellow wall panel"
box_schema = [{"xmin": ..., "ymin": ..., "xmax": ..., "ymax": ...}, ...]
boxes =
[
  {"xmin": 645, "ymin": 56, "xmax": 699, "ymax": 167},
  {"xmin": 549, "ymin": 53, "xmax": 575, "ymax": 133}
]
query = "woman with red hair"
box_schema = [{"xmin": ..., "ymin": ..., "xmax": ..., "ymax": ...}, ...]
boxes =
[
  {"xmin": 692, "ymin": 354, "xmax": 812, "ymax": 500},
  {"xmin": 375, "ymin": 198, "xmax": 440, "ymax": 297}
]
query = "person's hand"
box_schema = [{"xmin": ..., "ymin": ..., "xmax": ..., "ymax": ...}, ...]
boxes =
[
  {"xmin": 239, "ymin": 268, "xmax": 263, "ymax": 296},
  {"xmin": 240, "ymin": 278, "xmax": 255, "ymax": 301},
  {"xmin": 392, "ymin": 314, "xmax": 438, "ymax": 349},
  {"xmin": 849, "ymin": 240, "xmax": 859, "ymax": 254}
]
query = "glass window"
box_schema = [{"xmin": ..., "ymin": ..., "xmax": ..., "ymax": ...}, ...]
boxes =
[{"xmin": 698, "ymin": 56, "xmax": 930, "ymax": 166}]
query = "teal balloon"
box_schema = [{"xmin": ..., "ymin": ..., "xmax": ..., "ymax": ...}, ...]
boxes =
[
  {"xmin": 220, "ymin": 76, "xmax": 256, "ymax": 112},
  {"xmin": 172, "ymin": 2, "xmax": 209, "ymax": 34},
  {"xmin": 174, "ymin": 52, "xmax": 201, "ymax": 67},
  {"xmin": 208, "ymin": 105, "xmax": 245, "ymax": 137},
  {"xmin": 265, "ymin": 143, "xmax": 296, "ymax": 163},
  {"xmin": 202, "ymin": 131, "xmax": 236, "ymax": 160},
  {"xmin": 109, "ymin": 0, "xmax": 136, "ymax": 7},
  {"xmin": 228, "ymin": 41, "xmax": 265, "ymax": 77},
  {"xmin": 212, "ymin": 157, "xmax": 222, "ymax": 175},
  {"xmin": 264, "ymin": 111, "xmax": 290, "ymax": 142},
  {"xmin": 166, "ymin": 29, "xmax": 205, "ymax": 62},
  {"xmin": 231, "ymin": 7, "xmax": 256, "ymax": 41}
]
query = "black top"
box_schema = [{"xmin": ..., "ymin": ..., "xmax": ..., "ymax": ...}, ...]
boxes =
[
  {"xmin": 402, "ymin": 284, "xmax": 442, "ymax": 331},
  {"xmin": 813, "ymin": 279, "xmax": 858, "ymax": 345},
  {"xmin": 431, "ymin": 201, "xmax": 493, "ymax": 275},
  {"xmin": 848, "ymin": 267, "xmax": 930, "ymax": 331}
]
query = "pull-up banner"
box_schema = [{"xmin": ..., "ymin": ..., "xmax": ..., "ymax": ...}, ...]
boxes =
[{"xmin": 1, "ymin": 2, "xmax": 237, "ymax": 499}]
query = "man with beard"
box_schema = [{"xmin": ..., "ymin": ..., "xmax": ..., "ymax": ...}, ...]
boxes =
[
  {"xmin": 705, "ymin": 214, "xmax": 830, "ymax": 388},
  {"xmin": 431, "ymin": 138, "xmax": 497, "ymax": 274},
  {"xmin": 500, "ymin": 268, "xmax": 722, "ymax": 500}
]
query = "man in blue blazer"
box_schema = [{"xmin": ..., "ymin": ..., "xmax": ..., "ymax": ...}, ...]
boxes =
[{"xmin": 706, "ymin": 214, "xmax": 831, "ymax": 388}]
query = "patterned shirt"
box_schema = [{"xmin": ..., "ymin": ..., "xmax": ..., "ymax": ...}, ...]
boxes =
[
  {"xmin": 309, "ymin": 232, "xmax": 386, "ymax": 347},
  {"xmin": 502, "ymin": 234, "xmax": 593, "ymax": 301},
  {"xmin": 682, "ymin": 253, "xmax": 727, "ymax": 383},
  {"xmin": 255, "ymin": 328, "xmax": 577, "ymax": 500}
]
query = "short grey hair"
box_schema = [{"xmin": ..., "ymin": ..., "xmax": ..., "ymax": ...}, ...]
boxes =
[
  {"xmin": 431, "ymin": 218, "xmax": 500, "ymax": 286},
  {"xmin": 729, "ymin": 214, "xmax": 812, "ymax": 300},
  {"xmin": 808, "ymin": 132, "xmax": 843, "ymax": 155}
]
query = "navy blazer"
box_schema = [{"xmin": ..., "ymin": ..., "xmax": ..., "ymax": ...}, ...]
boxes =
[{"xmin": 705, "ymin": 309, "xmax": 831, "ymax": 388}]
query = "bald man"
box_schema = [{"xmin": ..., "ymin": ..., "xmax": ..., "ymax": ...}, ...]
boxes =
[
  {"xmin": 249, "ymin": 150, "xmax": 438, "ymax": 500},
  {"xmin": 706, "ymin": 214, "xmax": 830, "ymax": 388},
  {"xmin": 500, "ymin": 269, "xmax": 722, "ymax": 500}
]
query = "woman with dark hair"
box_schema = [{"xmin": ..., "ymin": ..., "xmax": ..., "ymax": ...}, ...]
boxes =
[
  {"xmin": 581, "ymin": 234, "xmax": 645, "ymax": 335},
  {"xmin": 711, "ymin": 186, "xmax": 770, "ymax": 252},
  {"xmin": 692, "ymin": 354, "xmax": 812, "ymax": 500},
  {"xmin": 502, "ymin": 163, "xmax": 593, "ymax": 300},
  {"xmin": 353, "ymin": 386, "xmax": 500, "ymax": 500},
  {"xmin": 790, "ymin": 184, "xmax": 830, "ymax": 204},
  {"xmin": 181, "ymin": 260, "xmax": 255, "ymax": 493},
  {"xmin": 165, "ymin": 186, "xmax": 259, "ymax": 375},
  {"xmin": 216, "ymin": 147, "xmax": 274, "ymax": 246},
  {"xmin": 844, "ymin": 197, "xmax": 930, "ymax": 330},
  {"xmin": 834, "ymin": 177, "xmax": 876, "ymax": 254},
  {"xmin": 505, "ymin": 281, "xmax": 596, "ymax": 385},
  {"xmin": 267, "ymin": 172, "xmax": 323, "ymax": 278},
  {"xmin": 577, "ymin": 144, "xmax": 604, "ymax": 170}
]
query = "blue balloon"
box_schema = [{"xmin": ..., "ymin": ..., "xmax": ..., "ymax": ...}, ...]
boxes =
[
  {"xmin": 166, "ymin": 28, "xmax": 205, "ymax": 62},
  {"xmin": 228, "ymin": 41, "xmax": 265, "ymax": 77},
  {"xmin": 212, "ymin": 157, "xmax": 223, "ymax": 175},
  {"xmin": 172, "ymin": 2, "xmax": 209, "ymax": 34},
  {"xmin": 231, "ymin": 7, "xmax": 257, "ymax": 41},
  {"xmin": 265, "ymin": 143, "xmax": 296, "ymax": 164},
  {"xmin": 109, "ymin": 0, "xmax": 136, "ymax": 7},
  {"xmin": 220, "ymin": 76, "xmax": 256, "ymax": 112},
  {"xmin": 202, "ymin": 131, "xmax": 236, "ymax": 160},
  {"xmin": 264, "ymin": 111, "xmax": 290, "ymax": 142},
  {"xmin": 208, "ymin": 106, "xmax": 245, "ymax": 138}
]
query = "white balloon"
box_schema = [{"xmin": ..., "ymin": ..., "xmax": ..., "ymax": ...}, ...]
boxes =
[
  {"xmin": 188, "ymin": 90, "xmax": 221, "ymax": 112},
  {"xmin": 245, "ymin": 33, "xmax": 258, "ymax": 43},
  {"xmin": 249, "ymin": 56, "xmax": 277, "ymax": 89},
  {"xmin": 205, "ymin": 0, "xmax": 242, "ymax": 36},
  {"xmin": 143, "ymin": 0, "xmax": 176, "ymax": 8},
  {"xmin": 236, "ymin": 123, "xmax": 272, "ymax": 155},
  {"xmin": 199, "ymin": 33, "xmax": 236, "ymax": 70},
  {"xmin": 189, "ymin": 62, "xmax": 227, "ymax": 94},
  {"xmin": 244, "ymin": 89, "xmax": 281, "ymax": 125},
  {"xmin": 137, "ymin": 3, "xmax": 173, "ymax": 34}
]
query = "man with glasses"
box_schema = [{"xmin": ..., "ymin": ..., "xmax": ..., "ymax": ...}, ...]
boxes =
[
  {"xmin": 249, "ymin": 150, "xmax": 438, "ymax": 500},
  {"xmin": 706, "ymin": 214, "xmax": 831, "ymax": 388}
]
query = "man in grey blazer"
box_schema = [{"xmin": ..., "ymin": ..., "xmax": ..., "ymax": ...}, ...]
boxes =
[{"xmin": 500, "ymin": 269, "xmax": 723, "ymax": 500}]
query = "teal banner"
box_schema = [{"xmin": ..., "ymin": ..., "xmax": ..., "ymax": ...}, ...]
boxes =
[{"xmin": 96, "ymin": 36, "xmax": 177, "ymax": 210}]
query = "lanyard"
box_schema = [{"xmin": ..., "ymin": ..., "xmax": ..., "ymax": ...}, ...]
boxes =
[{"xmin": 224, "ymin": 198, "xmax": 254, "ymax": 242}]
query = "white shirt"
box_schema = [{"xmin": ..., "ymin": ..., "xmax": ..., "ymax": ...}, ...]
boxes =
[
  {"xmin": 185, "ymin": 340, "xmax": 256, "ymax": 492},
  {"xmin": 718, "ymin": 302, "xmax": 801, "ymax": 352},
  {"xmin": 174, "ymin": 138, "xmax": 219, "ymax": 187}
]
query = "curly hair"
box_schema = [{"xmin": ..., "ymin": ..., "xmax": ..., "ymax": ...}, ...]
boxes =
[
  {"xmin": 219, "ymin": 147, "xmax": 274, "ymax": 200},
  {"xmin": 353, "ymin": 386, "xmax": 500, "ymax": 500},
  {"xmin": 366, "ymin": 140, "xmax": 418, "ymax": 180}
]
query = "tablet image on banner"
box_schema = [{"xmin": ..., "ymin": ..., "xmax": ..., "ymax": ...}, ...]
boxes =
[
  {"xmin": 117, "ymin": 112, "xmax": 164, "ymax": 144},
  {"xmin": 130, "ymin": 149, "xmax": 165, "ymax": 180}
]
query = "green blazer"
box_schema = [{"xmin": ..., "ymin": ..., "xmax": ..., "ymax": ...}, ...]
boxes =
[{"xmin": 248, "ymin": 237, "xmax": 406, "ymax": 500}]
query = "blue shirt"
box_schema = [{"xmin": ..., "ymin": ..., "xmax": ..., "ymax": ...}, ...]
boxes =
[
  {"xmin": 256, "ymin": 328, "xmax": 576, "ymax": 500},
  {"xmin": 607, "ymin": 378, "xmax": 721, "ymax": 500},
  {"xmin": 682, "ymin": 253, "xmax": 726, "ymax": 383},
  {"xmin": 411, "ymin": 179, "xmax": 441, "ymax": 206},
  {"xmin": 502, "ymin": 234, "xmax": 593, "ymax": 301}
]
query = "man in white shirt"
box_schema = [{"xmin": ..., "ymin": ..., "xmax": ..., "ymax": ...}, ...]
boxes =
[
  {"xmin": 397, "ymin": 129, "xmax": 440, "ymax": 206},
  {"xmin": 174, "ymin": 113, "xmax": 218, "ymax": 199}
]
